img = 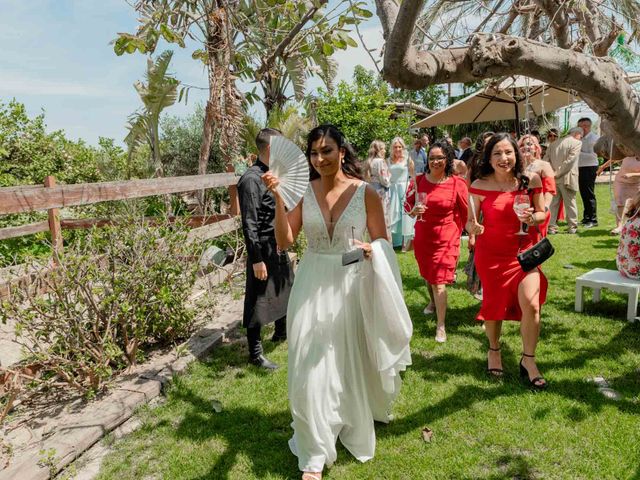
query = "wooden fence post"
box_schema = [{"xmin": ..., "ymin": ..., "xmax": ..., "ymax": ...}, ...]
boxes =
[
  {"xmin": 227, "ymin": 163, "xmax": 240, "ymax": 216},
  {"xmin": 44, "ymin": 176, "xmax": 63, "ymax": 264}
]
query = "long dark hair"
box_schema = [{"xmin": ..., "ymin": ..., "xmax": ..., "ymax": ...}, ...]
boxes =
[
  {"xmin": 426, "ymin": 140, "xmax": 455, "ymax": 177},
  {"xmin": 478, "ymin": 132, "xmax": 529, "ymax": 190},
  {"xmin": 306, "ymin": 124, "xmax": 362, "ymax": 181},
  {"xmin": 468, "ymin": 131, "xmax": 495, "ymax": 183}
]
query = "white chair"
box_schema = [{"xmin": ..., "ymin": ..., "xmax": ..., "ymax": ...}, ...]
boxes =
[{"xmin": 575, "ymin": 268, "xmax": 640, "ymax": 322}]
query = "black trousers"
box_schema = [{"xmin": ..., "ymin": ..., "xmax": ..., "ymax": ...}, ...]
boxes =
[
  {"xmin": 247, "ymin": 316, "xmax": 286, "ymax": 359},
  {"xmin": 578, "ymin": 166, "xmax": 598, "ymax": 223}
]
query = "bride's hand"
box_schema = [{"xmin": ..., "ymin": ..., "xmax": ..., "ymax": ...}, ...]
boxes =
[
  {"xmin": 353, "ymin": 239, "xmax": 373, "ymax": 259},
  {"xmin": 262, "ymin": 172, "xmax": 282, "ymax": 199}
]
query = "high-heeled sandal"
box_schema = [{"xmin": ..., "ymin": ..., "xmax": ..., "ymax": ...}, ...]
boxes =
[
  {"xmin": 487, "ymin": 346, "xmax": 503, "ymax": 377},
  {"xmin": 520, "ymin": 353, "xmax": 548, "ymax": 390}
]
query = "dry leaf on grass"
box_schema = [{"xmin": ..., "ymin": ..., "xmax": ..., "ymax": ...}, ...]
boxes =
[{"xmin": 421, "ymin": 427, "xmax": 433, "ymax": 442}]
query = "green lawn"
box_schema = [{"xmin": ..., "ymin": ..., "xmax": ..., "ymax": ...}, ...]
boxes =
[{"xmin": 96, "ymin": 185, "xmax": 640, "ymax": 480}]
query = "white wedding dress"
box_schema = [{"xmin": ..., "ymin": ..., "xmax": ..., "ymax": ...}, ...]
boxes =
[{"xmin": 287, "ymin": 181, "xmax": 413, "ymax": 473}]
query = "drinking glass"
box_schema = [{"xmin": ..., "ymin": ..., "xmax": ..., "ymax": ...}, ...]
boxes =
[
  {"xmin": 416, "ymin": 192, "xmax": 428, "ymax": 222},
  {"xmin": 513, "ymin": 194, "xmax": 530, "ymax": 236}
]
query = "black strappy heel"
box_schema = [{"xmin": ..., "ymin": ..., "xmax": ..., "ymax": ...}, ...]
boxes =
[
  {"xmin": 520, "ymin": 353, "xmax": 548, "ymax": 390},
  {"xmin": 487, "ymin": 346, "xmax": 503, "ymax": 377}
]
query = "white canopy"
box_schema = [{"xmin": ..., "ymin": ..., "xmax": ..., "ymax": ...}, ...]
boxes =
[{"xmin": 412, "ymin": 76, "xmax": 581, "ymax": 129}]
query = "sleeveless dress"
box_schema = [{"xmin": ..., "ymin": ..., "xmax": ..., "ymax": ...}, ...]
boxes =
[
  {"xmin": 469, "ymin": 187, "xmax": 548, "ymax": 321},
  {"xmin": 389, "ymin": 160, "xmax": 415, "ymax": 246},
  {"xmin": 405, "ymin": 175, "xmax": 468, "ymax": 284},
  {"xmin": 614, "ymin": 156, "xmax": 640, "ymax": 207},
  {"xmin": 287, "ymin": 182, "xmax": 412, "ymax": 473}
]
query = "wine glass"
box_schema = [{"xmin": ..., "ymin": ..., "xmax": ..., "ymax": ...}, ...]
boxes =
[
  {"xmin": 513, "ymin": 194, "xmax": 530, "ymax": 236},
  {"xmin": 416, "ymin": 192, "xmax": 428, "ymax": 222}
]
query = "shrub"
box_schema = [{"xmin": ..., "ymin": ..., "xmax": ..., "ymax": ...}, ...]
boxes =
[{"xmin": 1, "ymin": 215, "xmax": 200, "ymax": 395}]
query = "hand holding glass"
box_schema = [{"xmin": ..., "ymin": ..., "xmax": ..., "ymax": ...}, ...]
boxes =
[
  {"xmin": 513, "ymin": 194, "xmax": 531, "ymax": 236},
  {"xmin": 416, "ymin": 192, "xmax": 428, "ymax": 222}
]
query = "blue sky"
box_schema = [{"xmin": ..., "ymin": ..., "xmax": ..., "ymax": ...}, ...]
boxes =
[{"xmin": 0, "ymin": 0, "xmax": 382, "ymax": 146}]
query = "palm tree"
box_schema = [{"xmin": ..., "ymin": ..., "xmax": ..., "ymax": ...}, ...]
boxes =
[{"xmin": 125, "ymin": 50, "xmax": 179, "ymax": 178}]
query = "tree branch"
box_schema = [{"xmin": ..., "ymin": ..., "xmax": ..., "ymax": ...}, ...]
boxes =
[
  {"xmin": 375, "ymin": 0, "xmax": 640, "ymax": 153},
  {"xmin": 256, "ymin": 0, "xmax": 329, "ymax": 77}
]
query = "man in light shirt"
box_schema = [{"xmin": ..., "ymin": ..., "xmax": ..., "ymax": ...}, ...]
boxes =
[
  {"xmin": 577, "ymin": 117, "xmax": 600, "ymax": 227},
  {"xmin": 409, "ymin": 138, "xmax": 427, "ymax": 176}
]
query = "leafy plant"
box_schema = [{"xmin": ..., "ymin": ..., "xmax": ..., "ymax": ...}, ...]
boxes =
[
  {"xmin": 1, "ymin": 215, "xmax": 200, "ymax": 396},
  {"xmin": 125, "ymin": 50, "xmax": 180, "ymax": 177},
  {"xmin": 315, "ymin": 66, "xmax": 413, "ymax": 157}
]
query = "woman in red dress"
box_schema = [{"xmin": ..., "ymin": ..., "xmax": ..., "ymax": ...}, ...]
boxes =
[
  {"xmin": 518, "ymin": 134, "xmax": 556, "ymax": 236},
  {"xmin": 466, "ymin": 133, "xmax": 548, "ymax": 389},
  {"xmin": 406, "ymin": 140, "xmax": 468, "ymax": 343}
]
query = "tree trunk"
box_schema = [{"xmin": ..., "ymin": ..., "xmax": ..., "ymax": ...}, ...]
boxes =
[{"xmin": 374, "ymin": 0, "xmax": 640, "ymax": 153}]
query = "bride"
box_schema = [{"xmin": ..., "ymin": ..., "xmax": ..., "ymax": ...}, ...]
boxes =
[{"xmin": 262, "ymin": 124, "xmax": 412, "ymax": 480}]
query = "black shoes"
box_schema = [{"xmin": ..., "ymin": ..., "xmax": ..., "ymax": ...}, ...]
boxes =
[
  {"xmin": 487, "ymin": 346, "xmax": 503, "ymax": 377},
  {"xmin": 249, "ymin": 354, "xmax": 279, "ymax": 370},
  {"xmin": 520, "ymin": 353, "xmax": 547, "ymax": 390}
]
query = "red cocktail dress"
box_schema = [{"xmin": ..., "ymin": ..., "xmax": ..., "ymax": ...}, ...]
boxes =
[{"xmin": 468, "ymin": 187, "xmax": 548, "ymax": 321}]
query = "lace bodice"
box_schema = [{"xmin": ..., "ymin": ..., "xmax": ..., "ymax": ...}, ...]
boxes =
[{"xmin": 302, "ymin": 182, "xmax": 368, "ymax": 254}]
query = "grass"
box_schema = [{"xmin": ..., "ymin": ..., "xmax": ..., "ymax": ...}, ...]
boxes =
[{"xmin": 96, "ymin": 185, "xmax": 640, "ymax": 480}]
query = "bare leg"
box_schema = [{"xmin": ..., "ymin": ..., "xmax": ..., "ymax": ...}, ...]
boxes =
[
  {"xmin": 425, "ymin": 281, "xmax": 435, "ymax": 312},
  {"xmin": 518, "ymin": 271, "xmax": 545, "ymax": 386},
  {"xmin": 432, "ymin": 283, "xmax": 448, "ymax": 342},
  {"xmin": 433, "ymin": 284, "xmax": 447, "ymax": 327},
  {"xmin": 612, "ymin": 206, "xmax": 624, "ymax": 233},
  {"xmin": 485, "ymin": 320, "xmax": 503, "ymax": 372}
]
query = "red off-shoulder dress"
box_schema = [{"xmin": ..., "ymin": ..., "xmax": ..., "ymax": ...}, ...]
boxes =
[
  {"xmin": 405, "ymin": 175, "xmax": 468, "ymax": 284},
  {"xmin": 468, "ymin": 186, "xmax": 548, "ymax": 321}
]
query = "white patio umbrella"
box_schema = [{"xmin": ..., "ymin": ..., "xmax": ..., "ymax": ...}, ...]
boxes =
[{"xmin": 412, "ymin": 76, "xmax": 580, "ymax": 133}]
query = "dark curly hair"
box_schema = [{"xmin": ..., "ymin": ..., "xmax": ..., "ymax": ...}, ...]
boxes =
[
  {"xmin": 306, "ymin": 124, "xmax": 362, "ymax": 181},
  {"xmin": 478, "ymin": 132, "xmax": 529, "ymax": 190},
  {"xmin": 426, "ymin": 140, "xmax": 455, "ymax": 177}
]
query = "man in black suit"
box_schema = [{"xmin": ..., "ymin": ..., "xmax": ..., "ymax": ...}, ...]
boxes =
[{"xmin": 237, "ymin": 128, "xmax": 294, "ymax": 370}]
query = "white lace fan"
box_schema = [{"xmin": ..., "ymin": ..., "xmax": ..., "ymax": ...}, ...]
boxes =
[{"xmin": 269, "ymin": 136, "xmax": 309, "ymax": 210}]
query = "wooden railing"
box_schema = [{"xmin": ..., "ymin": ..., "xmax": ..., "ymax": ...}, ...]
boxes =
[{"xmin": 0, "ymin": 172, "xmax": 241, "ymax": 298}]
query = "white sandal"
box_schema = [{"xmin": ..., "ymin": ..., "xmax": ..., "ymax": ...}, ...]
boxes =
[{"xmin": 302, "ymin": 473, "xmax": 322, "ymax": 480}]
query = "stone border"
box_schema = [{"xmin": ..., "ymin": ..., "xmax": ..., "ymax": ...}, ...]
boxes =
[{"xmin": 0, "ymin": 298, "xmax": 243, "ymax": 480}]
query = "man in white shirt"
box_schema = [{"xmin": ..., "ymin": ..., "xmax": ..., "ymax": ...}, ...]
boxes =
[{"xmin": 577, "ymin": 117, "xmax": 600, "ymax": 227}]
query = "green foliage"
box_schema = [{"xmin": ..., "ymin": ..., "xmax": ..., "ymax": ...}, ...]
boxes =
[
  {"xmin": 114, "ymin": 1, "xmax": 373, "ymax": 117},
  {"xmin": 125, "ymin": 50, "xmax": 180, "ymax": 176},
  {"xmin": 0, "ymin": 100, "xmax": 102, "ymax": 187},
  {"xmin": 0, "ymin": 100, "xmax": 125, "ymax": 266},
  {"xmin": 315, "ymin": 66, "xmax": 412, "ymax": 157},
  {"xmin": 2, "ymin": 215, "xmax": 200, "ymax": 394},
  {"xmin": 160, "ymin": 104, "xmax": 225, "ymax": 176}
]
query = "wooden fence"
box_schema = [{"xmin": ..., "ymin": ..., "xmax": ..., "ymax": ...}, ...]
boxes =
[{"xmin": 0, "ymin": 172, "xmax": 241, "ymax": 299}]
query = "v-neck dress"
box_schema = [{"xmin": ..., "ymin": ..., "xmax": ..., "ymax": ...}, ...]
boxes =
[{"xmin": 286, "ymin": 182, "xmax": 412, "ymax": 473}]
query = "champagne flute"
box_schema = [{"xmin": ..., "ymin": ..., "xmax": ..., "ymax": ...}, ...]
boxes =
[
  {"xmin": 416, "ymin": 192, "xmax": 428, "ymax": 222},
  {"xmin": 513, "ymin": 194, "xmax": 530, "ymax": 236}
]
